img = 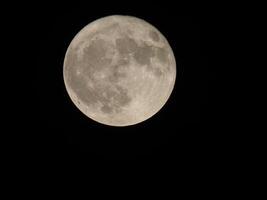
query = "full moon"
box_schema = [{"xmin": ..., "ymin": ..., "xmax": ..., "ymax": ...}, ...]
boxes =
[{"xmin": 63, "ymin": 15, "xmax": 176, "ymax": 126}]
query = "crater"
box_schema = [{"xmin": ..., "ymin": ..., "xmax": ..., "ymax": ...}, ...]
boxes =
[
  {"xmin": 114, "ymin": 85, "xmax": 131, "ymax": 107},
  {"xmin": 75, "ymin": 82, "xmax": 132, "ymax": 115},
  {"xmin": 149, "ymin": 30, "xmax": 159, "ymax": 42},
  {"xmin": 98, "ymin": 85, "xmax": 131, "ymax": 115},
  {"xmin": 153, "ymin": 67, "xmax": 163, "ymax": 77},
  {"xmin": 108, "ymin": 65, "xmax": 127, "ymax": 83},
  {"xmin": 146, "ymin": 64, "xmax": 164, "ymax": 78},
  {"xmin": 117, "ymin": 56, "xmax": 130, "ymax": 66},
  {"xmin": 101, "ymin": 104, "xmax": 113, "ymax": 114},
  {"xmin": 69, "ymin": 77, "xmax": 99, "ymax": 107}
]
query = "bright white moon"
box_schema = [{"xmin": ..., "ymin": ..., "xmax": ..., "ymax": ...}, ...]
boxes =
[{"xmin": 63, "ymin": 15, "xmax": 176, "ymax": 126}]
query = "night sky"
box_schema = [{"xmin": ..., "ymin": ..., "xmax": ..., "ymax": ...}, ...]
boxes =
[{"xmin": 34, "ymin": 1, "xmax": 217, "ymax": 161}]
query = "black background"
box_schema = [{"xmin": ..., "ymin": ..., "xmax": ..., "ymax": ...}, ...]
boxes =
[{"xmin": 34, "ymin": 1, "xmax": 217, "ymax": 161}]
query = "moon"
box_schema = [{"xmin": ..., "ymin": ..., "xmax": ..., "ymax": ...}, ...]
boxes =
[{"xmin": 63, "ymin": 15, "xmax": 176, "ymax": 126}]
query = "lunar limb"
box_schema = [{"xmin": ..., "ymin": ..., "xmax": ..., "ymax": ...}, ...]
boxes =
[{"xmin": 63, "ymin": 15, "xmax": 176, "ymax": 126}]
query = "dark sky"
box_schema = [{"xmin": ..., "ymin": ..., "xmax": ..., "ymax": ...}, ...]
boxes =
[{"xmin": 33, "ymin": 1, "xmax": 217, "ymax": 161}]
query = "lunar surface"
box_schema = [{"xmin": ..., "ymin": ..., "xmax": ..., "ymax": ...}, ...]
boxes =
[{"xmin": 63, "ymin": 15, "xmax": 176, "ymax": 126}]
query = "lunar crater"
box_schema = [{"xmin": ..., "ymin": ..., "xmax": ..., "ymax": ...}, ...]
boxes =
[
  {"xmin": 149, "ymin": 30, "xmax": 160, "ymax": 42},
  {"xmin": 98, "ymin": 84, "xmax": 132, "ymax": 115}
]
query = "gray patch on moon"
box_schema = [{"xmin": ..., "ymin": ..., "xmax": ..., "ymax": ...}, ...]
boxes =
[
  {"xmin": 115, "ymin": 36, "xmax": 138, "ymax": 55},
  {"xmin": 153, "ymin": 68, "xmax": 163, "ymax": 77},
  {"xmin": 133, "ymin": 43, "xmax": 154, "ymax": 65},
  {"xmin": 101, "ymin": 104, "xmax": 113, "ymax": 113},
  {"xmin": 99, "ymin": 85, "xmax": 132, "ymax": 114},
  {"xmin": 149, "ymin": 30, "xmax": 159, "ymax": 42},
  {"xmin": 108, "ymin": 65, "xmax": 127, "ymax": 83},
  {"xmin": 82, "ymin": 38, "xmax": 112, "ymax": 71},
  {"xmin": 83, "ymin": 83, "xmax": 131, "ymax": 115},
  {"xmin": 117, "ymin": 57, "xmax": 130, "ymax": 66},
  {"xmin": 156, "ymin": 47, "xmax": 169, "ymax": 64},
  {"xmin": 149, "ymin": 65, "xmax": 164, "ymax": 77},
  {"xmin": 115, "ymin": 85, "xmax": 131, "ymax": 106}
]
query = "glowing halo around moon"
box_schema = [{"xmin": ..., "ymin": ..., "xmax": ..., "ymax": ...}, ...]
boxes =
[{"xmin": 63, "ymin": 15, "xmax": 176, "ymax": 126}]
